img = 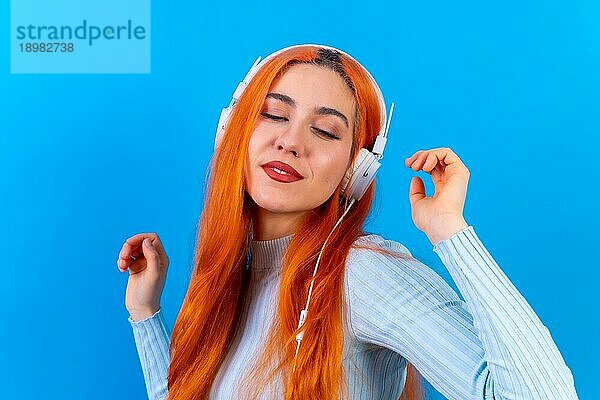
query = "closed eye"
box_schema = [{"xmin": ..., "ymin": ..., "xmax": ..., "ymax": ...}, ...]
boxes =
[
  {"xmin": 261, "ymin": 112, "xmax": 287, "ymax": 122},
  {"xmin": 260, "ymin": 112, "xmax": 340, "ymax": 140}
]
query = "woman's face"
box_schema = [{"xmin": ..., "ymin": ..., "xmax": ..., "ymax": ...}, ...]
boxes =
[{"xmin": 244, "ymin": 63, "xmax": 356, "ymax": 238}]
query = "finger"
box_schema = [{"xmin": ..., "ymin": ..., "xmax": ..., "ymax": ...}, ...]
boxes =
[
  {"xmin": 432, "ymin": 148, "xmax": 464, "ymax": 170},
  {"xmin": 430, "ymin": 163, "xmax": 444, "ymax": 182},
  {"xmin": 423, "ymin": 152, "xmax": 445, "ymax": 173},
  {"xmin": 406, "ymin": 147, "xmax": 448, "ymax": 163},
  {"xmin": 118, "ymin": 233, "xmax": 153, "ymax": 272},
  {"xmin": 118, "ymin": 258, "xmax": 133, "ymax": 273},
  {"xmin": 124, "ymin": 233, "xmax": 156, "ymax": 248},
  {"xmin": 411, "ymin": 148, "xmax": 464, "ymax": 174},
  {"xmin": 410, "ymin": 151, "xmax": 429, "ymax": 171},
  {"xmin": 127, "ymin": 257, "xmax": 149, "ymax": 275},
  {"xmin": 408, "ymin": 176, "xmax": 426, "ymax": 207},
  {"xmin": 421, "ymin": 152, "xmax": 436, "ymax": 173},
  {"xmin": 119, "ymin": 245, "xmax": 143, "ymax": 262},
  {"xmin": 131, "ymin": 233, "xmax": 169, "ymax": 268},
  {"xmin": 405, "ymin": 150, "xmax": 425, "ymax": 166},
  {"xmin": 117, "ymin": 253, "xmax": 142, "ymax": 272},
  {"xmin": 141, "ymin": 238, "xmax": 162, "ymax": 276},
  {"xmin": 118, "ymin": 242, "xmax": 143, "ymax": 272},
  {"xmin": 119, "ymin": 239, "xmax": 156, "ymax": 274},
  {"xmin": 123, "ymin": 232, "xmax": 168, "ymax": 266},
  {"xmin": 120, "ymin": 234, "xmax": 146, "ymax": 260},
  {"xmin": 147, "ymin": 236, "xmax": 169, "ymax": 268}
]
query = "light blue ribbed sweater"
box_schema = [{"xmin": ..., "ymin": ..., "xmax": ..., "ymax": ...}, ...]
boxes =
[{"xmin": 128, "ymin": 226, "xmax": 578, "ymax": 399}]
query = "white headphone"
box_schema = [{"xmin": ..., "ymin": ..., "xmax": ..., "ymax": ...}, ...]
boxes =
[{"xmin": 216, "ymin": 44, "xmax": 395, "ymax": 374}]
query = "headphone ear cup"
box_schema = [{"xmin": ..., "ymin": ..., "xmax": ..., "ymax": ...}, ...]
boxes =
[
  {"xmin": 341, "ymin": 150, "xmax": 365, "ymax": 197},
  {"xmin": 340, "ymin": 148, "xmax": 381, "ymax": 202}
]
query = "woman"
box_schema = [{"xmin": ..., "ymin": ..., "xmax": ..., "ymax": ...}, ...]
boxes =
[{"xmin": 117, "ymin": 45, "xmax": 578, "ymax": 400}]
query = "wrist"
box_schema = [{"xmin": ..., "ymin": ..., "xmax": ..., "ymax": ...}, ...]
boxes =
[
  {"xmin": 129, "ymin": 306, "xmax": 160, "ymax": 322},
  {"xmin": 426, "ymin": 214, "xmax": 468, "ymax": 246}
]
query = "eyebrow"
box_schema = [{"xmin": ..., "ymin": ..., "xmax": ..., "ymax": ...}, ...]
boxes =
[{"xmin": 265, "ymin": 92, "xmax": 350, "ymax": 129}]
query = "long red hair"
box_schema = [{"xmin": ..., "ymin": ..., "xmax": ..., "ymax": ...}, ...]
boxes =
[{"xmin": 166, "ymin": 45, "xmax": 425, "ymax": 400}]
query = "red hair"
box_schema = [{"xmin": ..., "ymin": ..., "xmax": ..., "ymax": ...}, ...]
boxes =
[{"xmin": 166, "ymin": 45, "xmax": 425, "ymax": 400}]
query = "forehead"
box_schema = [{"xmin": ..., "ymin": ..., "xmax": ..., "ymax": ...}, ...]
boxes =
[{"xmin": 268, "ymin": 63, "xmax": 355, "ymax": 112}]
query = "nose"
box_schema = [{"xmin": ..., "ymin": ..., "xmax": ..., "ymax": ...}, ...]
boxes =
[
  {"xmin": 273, "ymin": 121, "xmax": 306, "ymax": 158},
  {"xmin": 277, "ymin": 142, "xmax": 298, "ymax": 157}
]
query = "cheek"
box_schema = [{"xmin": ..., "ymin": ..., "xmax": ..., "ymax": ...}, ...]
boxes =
[{"xmin": 316, "ymin": 153, "xmax": 349, "ymax": 187}]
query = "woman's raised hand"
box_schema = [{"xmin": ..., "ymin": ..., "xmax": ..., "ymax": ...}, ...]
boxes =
[
  {"xmin": 404, "ymin": 147, "xmax": 470, "ymax": 245},
  {"xmin": 117, "ymin": 233, "xmax": 170, "ymax": 322}
]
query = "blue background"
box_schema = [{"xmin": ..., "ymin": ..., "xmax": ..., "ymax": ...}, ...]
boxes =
[{"xmin": 1, "ymin": 0, "xmax": 597, "ymax": 399}]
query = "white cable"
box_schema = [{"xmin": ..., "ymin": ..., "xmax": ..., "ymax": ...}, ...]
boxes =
[{"xmin": 292, "ymin": 197, "xmax": 357, "ymax": 374}]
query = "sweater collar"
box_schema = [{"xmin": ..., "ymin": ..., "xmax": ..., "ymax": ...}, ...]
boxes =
[{"xmin": 250, "ymin": 233, "xmax": 294, "ymax": 271}]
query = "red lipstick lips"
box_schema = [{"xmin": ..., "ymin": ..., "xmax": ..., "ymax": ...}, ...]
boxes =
[{"xmin": 262, "ymin": 160, "xmax": 304, "ymax": 183}]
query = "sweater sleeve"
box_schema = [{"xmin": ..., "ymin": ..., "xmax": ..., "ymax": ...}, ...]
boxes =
[
  {"xmin": 345, "ymin": 226, "xmax": 578, "ymax": 400},
  {"xmin": 128, "ymin": 308, "xmax": 171, "ymax": 400}
]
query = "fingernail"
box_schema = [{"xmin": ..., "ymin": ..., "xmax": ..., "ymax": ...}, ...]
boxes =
[{"xmin": 144, "ymin": 238, "xmax": 151, "ymax": 247}]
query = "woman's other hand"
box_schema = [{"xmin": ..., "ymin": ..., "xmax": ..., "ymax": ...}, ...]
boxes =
[
  {"xmin": 404, "ymin": 147, "xmax": 470, "ymax": 245},
  {"xmin": 117, "ymin": 233, "xmax": 170, "ymax": 322}
]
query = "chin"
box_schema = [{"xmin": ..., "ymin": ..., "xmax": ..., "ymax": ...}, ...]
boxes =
[{"xmin": 253, "ymin": 193, "xmax": 298, "ymax": 212}]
